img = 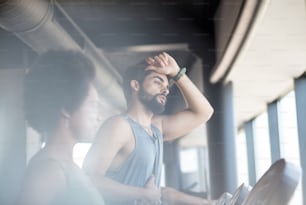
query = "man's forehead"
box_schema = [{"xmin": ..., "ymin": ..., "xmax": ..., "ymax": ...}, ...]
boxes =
[{"xmin": 146, "ymin": 71, "xmax": 168, "ymax": 81}]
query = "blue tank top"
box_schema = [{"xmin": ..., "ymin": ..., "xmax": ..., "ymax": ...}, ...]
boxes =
[{"xmin": 105, "ymin": 114, "xmax": 163, "ymax": 189}]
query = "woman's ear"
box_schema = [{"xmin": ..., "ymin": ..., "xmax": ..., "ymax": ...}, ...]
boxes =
[{"xmin": 130, "ymin": 80, "xmax": 140, "ymax": 91}]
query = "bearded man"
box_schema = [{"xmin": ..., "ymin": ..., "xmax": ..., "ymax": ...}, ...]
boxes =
[{"xmin": 84, "ymin": 52, "xmax": 214, "ymax": 205}]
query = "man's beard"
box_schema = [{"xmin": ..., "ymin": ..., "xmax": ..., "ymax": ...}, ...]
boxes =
[{"xmin": 139, "ymin": 88, "xmax": 166, "ymax": 114}]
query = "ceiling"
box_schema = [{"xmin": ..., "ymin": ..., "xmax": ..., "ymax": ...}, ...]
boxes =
[
  {"xmin": 225, "ymin": 0, "xmax": 306, "ymax": 127},
  {"xmin": 56, "ymin": 0, "xmax": 220, "ymax": 49},
  {"xmin": 54, "ymin": 0, "xmax": 221, "ymax": 86}
]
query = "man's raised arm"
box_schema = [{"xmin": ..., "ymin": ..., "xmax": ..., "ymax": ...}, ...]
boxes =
[{"xmin": 147, "ymin": 52, "xmax": 214, "ymax": 141}]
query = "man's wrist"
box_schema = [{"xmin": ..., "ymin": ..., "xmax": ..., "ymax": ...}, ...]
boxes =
[{"xmin": 172, "ymin": 67, "xmax": 186, "ymax": 81}]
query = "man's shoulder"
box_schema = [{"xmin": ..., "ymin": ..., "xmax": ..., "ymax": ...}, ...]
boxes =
[
  {"xmin": 104, "ymin": 114, "xmax": 130, "ymax": 128},
  {"xmin": 99, "ymin": 114, "xmax": 133, "ymax": 140}
]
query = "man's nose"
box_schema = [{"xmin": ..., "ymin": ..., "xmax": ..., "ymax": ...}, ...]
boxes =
[{"xmin": 161, "ymin": 87, "xmax": 169, "ymax": 96}]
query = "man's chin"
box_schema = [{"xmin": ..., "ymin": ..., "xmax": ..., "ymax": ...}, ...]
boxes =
[{"xmin": 151, "ymin": 104, "xmax": 165, "ymax": 114}]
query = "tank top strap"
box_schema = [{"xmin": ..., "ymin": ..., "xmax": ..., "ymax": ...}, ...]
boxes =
[{"xmin": 121, "ymin": 114, "xmax": 138, "ymax": 127}]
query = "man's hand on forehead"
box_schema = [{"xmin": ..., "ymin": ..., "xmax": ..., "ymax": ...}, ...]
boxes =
[
  {"xmin": 145, "ymin": 52, "xmax": 180, "ymax": 78},
  {"xmin": 146, "ymin": 52, "xmax": 168, "ymax": 67}
]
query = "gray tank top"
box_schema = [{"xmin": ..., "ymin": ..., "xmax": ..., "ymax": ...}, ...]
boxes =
[{"xmin": 105, "ymin": 114, "xmax": 164, "ymax": 188}]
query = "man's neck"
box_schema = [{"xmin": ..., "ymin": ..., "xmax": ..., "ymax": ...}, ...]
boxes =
[{"xmin": 127, "ymin": 101, "xmax": 154, "ymax": 128}]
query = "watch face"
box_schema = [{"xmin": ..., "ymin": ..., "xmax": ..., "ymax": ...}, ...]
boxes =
[{"xmin": 241, "ymin": 159, "xmax": 300, "ymax": 205}]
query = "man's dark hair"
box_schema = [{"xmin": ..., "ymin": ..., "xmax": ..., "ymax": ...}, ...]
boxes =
[
  {"xmin": 24, "ymin": 50, "xmax": 95, "ymax": 134},
  {"xmin": 122, "ymin": 60, "xmax": 152, "ymax": 104}
]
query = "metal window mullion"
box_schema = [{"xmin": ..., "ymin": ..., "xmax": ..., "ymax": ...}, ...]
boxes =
[
  {"xmin": 244, "ymin": 120, "xmax": 257, "ymax": 186},
  {"xmin": 267, "ymin": 101, "xmax": 281, "ymax": 163}
]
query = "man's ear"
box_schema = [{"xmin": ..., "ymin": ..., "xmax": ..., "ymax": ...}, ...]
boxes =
[{"xmin": 130, "ymin": 80, "xmax": 140, "ymax": 91}]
